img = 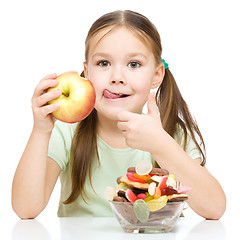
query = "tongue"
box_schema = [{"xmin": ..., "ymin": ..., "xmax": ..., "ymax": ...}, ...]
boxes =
[{"xmin": 103, "ymin": 90, "xmax": 121, "ymax": 99}]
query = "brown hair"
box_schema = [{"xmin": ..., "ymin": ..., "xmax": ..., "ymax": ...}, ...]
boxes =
[{"xmin": 63, "ymin": 10, "xmax": 206, "ymax": 204}]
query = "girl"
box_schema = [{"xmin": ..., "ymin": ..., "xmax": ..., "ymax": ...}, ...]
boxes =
[{"xmin": 12, "ymin": 10, "xmax": 226, "ymax": 219}]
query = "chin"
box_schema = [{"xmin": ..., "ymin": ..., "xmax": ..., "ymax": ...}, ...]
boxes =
[{"xmin": 98, "ymin": 111, "xmax": 121, "ymax": 121}]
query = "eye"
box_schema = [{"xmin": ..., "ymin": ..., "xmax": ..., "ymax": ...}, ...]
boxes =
[
  {"xmin": 97, "ymin": 60, "xmax": 110, "ymax": 67},
  {"xmin": 128, "ymin": 61, "xmax": 141, "ymax": 69}
]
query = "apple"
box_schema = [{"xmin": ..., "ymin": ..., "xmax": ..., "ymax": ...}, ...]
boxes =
[{"xmin": 47, "ymin": 71, "xmax": 95, "ymax": 123}]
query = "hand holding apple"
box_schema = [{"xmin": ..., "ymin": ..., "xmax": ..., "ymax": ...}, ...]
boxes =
[{"xmin": 47, "ymin": 72, "xmax": 96, "ymax": 123}]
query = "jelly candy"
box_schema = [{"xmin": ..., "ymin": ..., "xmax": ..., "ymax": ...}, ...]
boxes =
[
  {"xmin": 133, "ymin": 173, "xmax": 151, "ymax": 181},
  {"xmin": 148, "ymin": 182, "xmax": 156, "ymax": 196},
  {"xmin": 166, "ymin": 176, "xmax": 176, "ymax": 188},
  {"xmin": 144, "ymin": 193, "xmax": 154, "ymax": 202},
  {"xmin": 125, "ymin": 189, "xmax": 138, "ymax": 202},
  {"xmin": 168, "ymin": 174, "xmax": 175, "ymax": 180},
  {"xmin": 154, "ymin": 187, "xmax": 161, "ymax": 199},
  {"xmin": 158, "ymin": 176, "xmax": 168, "ymax": 191},
  {"xmin": 136, "ymin": 160, "xmax": 153, "ymax": 175},
  {"xmin": 137, "ymin": 193, "xmax": 146, "ymax": 200},
  {"xmin": 161, "ymin": 186, "xmax": 178, "ymax": 196},
  {"xmin": 126, "ymin": 172, "xmax": 145, "ymax": 183},
  {"xmin": 133, "ymin": 199, "xmax": 150, "ymax": 223},
  {"xmin": 146, "ymin": 195, "xmax": 168, "ymax": 212},
  {"xmin": 151, "ymin": 175, "xmax": 162, "ymax": 182},
  {"xmin": 177, "ymin": 186, "xmax": 192, "ymax": 194}
]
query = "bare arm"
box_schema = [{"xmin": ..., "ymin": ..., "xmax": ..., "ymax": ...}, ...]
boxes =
[
  {"xmin": 117, "ymin": 93, "xmax": 226, "ymax": 220},
  {"xmin": 151, "ymin": 131, "xmax": 226, "ymax": 220},
  {"xmin": 12, "ymin": 73, "xmax": 62, "ymax": 219}
]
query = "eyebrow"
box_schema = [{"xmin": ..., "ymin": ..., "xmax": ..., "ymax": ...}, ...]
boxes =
[
  {"xmin": 91, "ymin": 52, "xmax": 148, "ymax": 59},
  {"xmin": 92, "ymin": 52, "xmax": 111, "ymax": 59}
]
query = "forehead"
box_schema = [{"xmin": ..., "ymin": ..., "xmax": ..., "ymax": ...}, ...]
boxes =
[{"xmin": 87, "ymin": 26, "xmax": 153, "ymax": 58}]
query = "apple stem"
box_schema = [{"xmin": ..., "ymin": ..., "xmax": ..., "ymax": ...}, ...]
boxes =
[{"xmin": 63, "ymin": 92, "xmax": 69, "ymax": 97}]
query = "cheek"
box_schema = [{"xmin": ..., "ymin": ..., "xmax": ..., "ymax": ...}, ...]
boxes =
[
  {"xmin": 89, "ymin": 79, "xmax": 105, "ymax": 102},
  {"xmin": 131, "ymin": 73, "xmax": 153, "ymax": 94},
  {"xmin": 87, "ymin": 66, "xmax": 106, "ymax": 90}
]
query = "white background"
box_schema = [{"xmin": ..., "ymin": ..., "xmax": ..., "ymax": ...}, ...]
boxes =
[{"xmin": 0, "ymin": 0, "xmax": 239, "ymax": 236}]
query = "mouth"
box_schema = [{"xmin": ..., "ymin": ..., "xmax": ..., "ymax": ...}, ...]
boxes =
[{"xmin": 103, "ymin": 89, "xmax": 130, "ymax": 100}]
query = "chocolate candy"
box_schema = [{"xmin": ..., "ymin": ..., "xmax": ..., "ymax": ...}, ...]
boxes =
[
  {"xmin": 127, "ymin": 167, "xmax": 169, "ymax": 176},
  {"xmin": 168, "ymin": 194, "xmax": 188, "ymax": 202},
  {"xmin": 113, "ymin": 196, "xmax": 128, "ymax": 202}
]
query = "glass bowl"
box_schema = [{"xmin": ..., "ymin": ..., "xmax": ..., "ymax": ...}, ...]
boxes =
[{"xmin": 109, "ymin": 201, "xmax": 185, "ymax": 233}]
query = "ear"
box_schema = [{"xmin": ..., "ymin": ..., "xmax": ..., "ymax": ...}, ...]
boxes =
[
  {"xmin": 151, "ymin": 62, "xmax": 165, "ymax": 89},
  {"xmin": 83, "ymin": 62, "xmax": 89, "ymax": 79}
]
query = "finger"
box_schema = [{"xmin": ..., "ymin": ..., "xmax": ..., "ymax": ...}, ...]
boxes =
[
  {"xmin": 33, "ymin": 89, "xmax": 62, "ymax": 108},
  {"xmin": 117, "ymin": 110, "xmax": 138, "ymax": 122},
  {"xmin": 51, "ymin": 115, "xmax": 58, "ymax": 123},
  {"xmin": 147, "ymin": 92, "xmax": 160, "ymax": 118},
  {"xmin": 117, "ymin": 121, "xmax": 128, "ymax": 131},
  {"xmin": 33, "ymin": 79, "xmax": 59, "ymax": 97},
  {"xmin": 40, "ymin": 73, "xmax": 57, "ymax": 82},
  {"xmin": 37, "ymin": 103, "xmax": 60, "ymax": 119}
]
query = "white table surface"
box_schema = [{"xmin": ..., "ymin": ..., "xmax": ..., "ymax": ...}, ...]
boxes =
[{"xmin": 5, "ymin": 208, "xmax": 236, "ymax": 240}]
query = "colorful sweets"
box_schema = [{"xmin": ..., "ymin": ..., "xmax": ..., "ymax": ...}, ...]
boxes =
[{"xmin": 105, "ymin": 160, "xmax": 191, "ymax": 222}]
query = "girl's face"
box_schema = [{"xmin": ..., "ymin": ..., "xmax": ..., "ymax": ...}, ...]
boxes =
[{"xmin": 84, "ymin": 27, "xmax": 164, "ymax": 121}]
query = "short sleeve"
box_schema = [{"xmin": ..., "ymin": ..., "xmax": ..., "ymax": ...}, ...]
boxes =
[
  {"xmin": 48, "ymin": 121, "xmax": 77, "ymax": 171},
  {"xmin": 174, "ymin": 126, "xmax": 202, "ymax": 160},
  {"xmin": 184, "ymin": 135, "xmax": 202, "ymax": 160}
]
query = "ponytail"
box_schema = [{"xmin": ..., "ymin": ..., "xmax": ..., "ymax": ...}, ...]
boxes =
[
  {"xmin": 156, "ymin": 69, "xmax": 206, "ymax": 166},
  {"xmin": 63, "ymin": 72, "xmax": 99, "ymax": 204}
]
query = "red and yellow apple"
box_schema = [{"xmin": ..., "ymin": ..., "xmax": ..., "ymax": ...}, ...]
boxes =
[{"xmin": 47, "ymin": 72, "xmax": 95, "ymax": 123}]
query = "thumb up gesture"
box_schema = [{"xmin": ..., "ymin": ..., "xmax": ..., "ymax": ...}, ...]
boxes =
[
  {"xmin": 117, "ymin": 92, "xmax": 165, "ymax": 153},
  {"xmin": 146, "ymin": 91, "xmax": 161, "ymax": 119}
]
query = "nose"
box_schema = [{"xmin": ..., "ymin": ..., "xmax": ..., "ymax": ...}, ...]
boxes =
[
  {"xmin": 110, "ymin": 66, "xmax": 126, "ymax": 85},
  {"xmin": 111, "ymin": 78, "xmax": 125, "ymax": 85}
]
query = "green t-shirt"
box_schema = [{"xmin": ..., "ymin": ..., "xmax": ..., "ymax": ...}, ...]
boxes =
[{"xmin": 48, "ymin": 121, "xmax": 201, "ymax": 217}]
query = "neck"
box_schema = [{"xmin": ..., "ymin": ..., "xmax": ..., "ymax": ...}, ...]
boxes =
[{"xmin": 96, "ymin": 113, "xmax": 128, "ymax": 149}]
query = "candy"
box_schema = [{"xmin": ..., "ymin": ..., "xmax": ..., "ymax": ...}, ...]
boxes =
[
  {"xmin": 136, "ymin": 160, "xmax": 153, "ymax": 176},
  {"xmin": 168, "ymin": 174, "xmax": 175, "ymax": 180},
  {"xmin": 158, "ymin": 176, "xmax": 168, "ymax": 191},
  {"xmin": 118, "ymin": 177, "xmax": 149, "ymax": 190},
  {"xmin": 105, "ymin": 164, "xmax": 191, "ymax": 224},
  {"xmin": 128, "ymin": 167, "xmax": 169, "ymax": 176},
  {"xmin": 148, "ymin": 182, "xmax": 156, "ymax": 196},
  {"xmin": 133, "ymin": 199, "xmax": 150, "ymax": 223},
  {"xmin": 161, "ymin": 186, "xmax": 178, "ymax": 196},
  {"xmin": 125, "ymin": 189, "xmax": 138, "ymax": 202},
  {"xmin": 154, "ymin": 187, "xmax": 161, "ymax": 199},
  {"xmin": 104, "ymin": 186, "xmax": 117, "ymax": 201},
  {"xmin": 166, "ymin": 176, "xmax": 177, "ymax": 188},
  {"xmin": 117, "ymin": 190, "xmax": 127, "ymax": 198},
  {"xmin": 151, "ymin": 175, "xmax": 162, "ymax": 182},
  {"xmin": 149, "ymin": 168, "xmax": 169, "ymax": 176},
  {"xmin": 177, "ymin": 186, "xmax": 192, "ymax": 194},
  {"xmin": 133, "ymin": 173, "xmax": 151, "ymax": 181},
  {"xmin": 113, "ymin": 196, "xmax": 128, "ymax": 202},
  {"xmin": 137, "ymin": 193, "xmax": 146, "ymax": 200},
  {"xmin": 168, "ymin": 194, "xmax": 188, "ymax": 202},
  {"xmin": 126, "ymin": 172, "xmax": 145, "ymax": 183},
  {"xmin": 146, "ymin": 195, "xmax": 168, "ymax": 212},
  {"xmin": 144, "ymin": 193, "xmax": 154, "ymax": 202},
  {"xmin": 127, "ymin": 167, "xmax": 135, "ymax": 172},
  {"xmin": 114, "ymin": 183, "xmax": 129, "ymax": 193}
]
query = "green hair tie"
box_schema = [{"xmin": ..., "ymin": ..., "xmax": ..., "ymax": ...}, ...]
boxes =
[{"xmin": 161, "ymin": 59, "xmax": 169, "ymax": 69}]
